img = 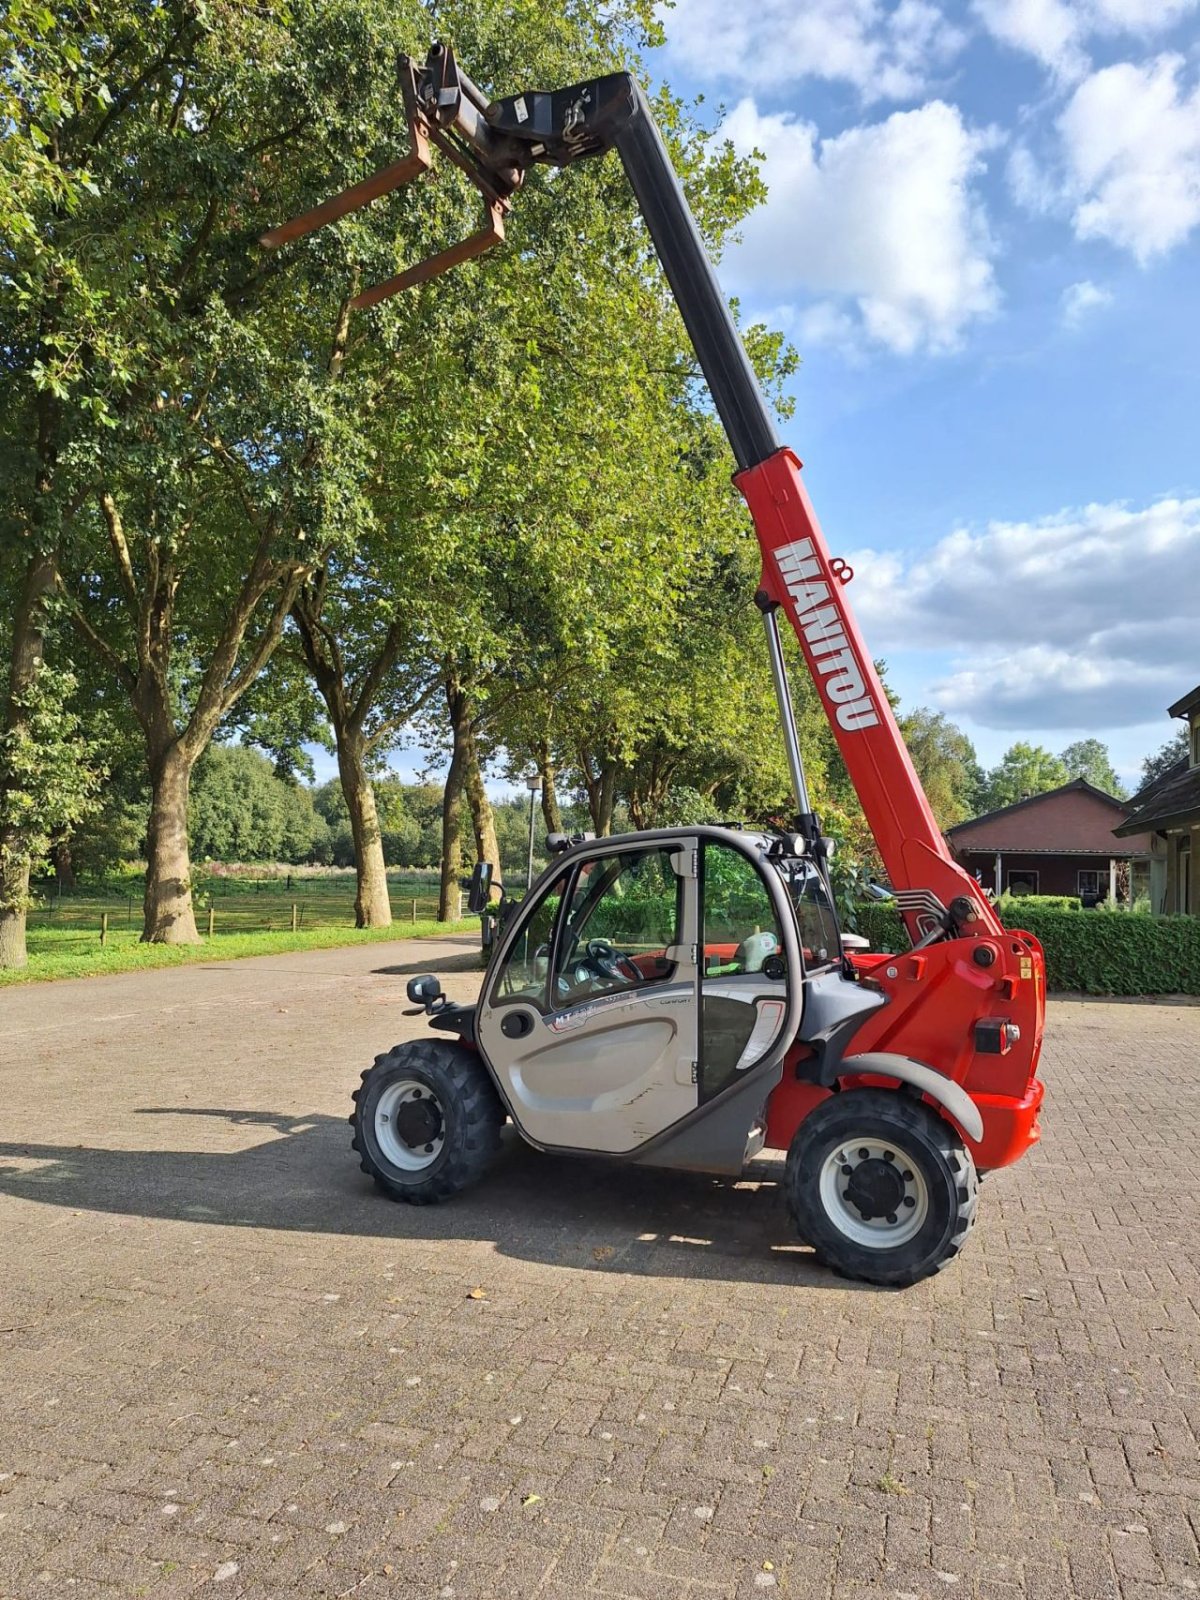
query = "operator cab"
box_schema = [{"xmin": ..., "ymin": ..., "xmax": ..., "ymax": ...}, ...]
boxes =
[{"xmin": 473, "ymin": 825, "xmax": 849, "ymax": 1171}]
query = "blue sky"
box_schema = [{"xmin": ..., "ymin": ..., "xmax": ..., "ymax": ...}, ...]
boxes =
[
  {"xmin": 649, "ymin": 0, "xmax": 1200, "ymax": 787},
  {"xmin": 315, "ymin": 1, "xmax": 1200, "ymax": 796}
]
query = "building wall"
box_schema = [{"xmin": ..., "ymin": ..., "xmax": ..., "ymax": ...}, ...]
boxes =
[
  {"xmin": 959, "ymin": 850, "xmax": 1131, "ymax": 900},
  {"xmin": 1164, "ymin": 823, "xmax": 1198, "ymax": 915},
  {"xmin": 949, "ymin": 785, "xmax": 1152, "ymax": 855}
]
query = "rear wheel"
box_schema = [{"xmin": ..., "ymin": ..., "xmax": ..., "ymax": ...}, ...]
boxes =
[
  {"xmin": 350, "ymin": 1038, "xmax": 504, "ymax": 1204},
  {"xmin": 785, "ymin": 1089, "xmax": 977, "ymax": 1286}
]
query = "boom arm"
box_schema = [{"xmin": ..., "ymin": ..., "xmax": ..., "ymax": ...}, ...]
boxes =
[{"xmin": 262, "ymin": 43, "xmax": 1002, "ymax": 944}]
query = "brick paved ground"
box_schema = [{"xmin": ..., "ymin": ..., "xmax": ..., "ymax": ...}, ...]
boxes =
[{"xmin": 1, "ymin": 940, "xmax": 1198, "ymax": 1600}]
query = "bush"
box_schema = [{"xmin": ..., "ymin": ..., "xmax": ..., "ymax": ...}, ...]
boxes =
[
  {"xmin": 997, "ymin": 892, "xmax": 1080, "ymax": 914},
  {"xmin": 1007, "ymin": 906, "xmax": 1200, "ymax": 995},
  {"xmin": 850, "ymin": 901, "xmax": 1200, "ymax": 996}
]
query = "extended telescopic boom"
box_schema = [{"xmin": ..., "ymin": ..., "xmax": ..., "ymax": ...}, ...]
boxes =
[{"xmin": 262, "ymin": 42, "xmax": 1000, "ymax": 945}]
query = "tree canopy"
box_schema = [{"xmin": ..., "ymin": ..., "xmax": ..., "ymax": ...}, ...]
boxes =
[{"xmin": 1061, "ymin": 737, "xmax": 1126, "ymax": 797}]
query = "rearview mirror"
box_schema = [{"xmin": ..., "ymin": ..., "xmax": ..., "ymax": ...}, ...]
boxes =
[
  {"xmin": 406, "ymin": 973, "xmax": 443, "ymax": 1007},
  {"xmin": 466, "ymin": 860, "xmax": 493, "ymax": 914}
]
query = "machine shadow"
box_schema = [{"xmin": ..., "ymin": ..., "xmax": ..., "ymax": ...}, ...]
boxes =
[
  {"xmin": 0, "ymin": 1107, "xmax": 866, "ymax": 1291},
  {"xmin": 371, "ymin": 953, "xmax": 483, "ymax": 978}
]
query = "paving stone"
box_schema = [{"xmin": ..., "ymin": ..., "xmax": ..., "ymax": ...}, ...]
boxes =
[{"xmin": 2, "ymin": 950, "xmax": 1198, "ymax": 1599}]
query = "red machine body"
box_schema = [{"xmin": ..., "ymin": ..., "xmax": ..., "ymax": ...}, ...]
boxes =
[{"xmin": 740, "ymin": 448, "xmax": 1045, "ymax": 1168}]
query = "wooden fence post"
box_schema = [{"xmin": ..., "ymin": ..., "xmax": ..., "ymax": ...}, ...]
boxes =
[
  {"xmin": 291, "ymin": 903, "xmax": 299, "ymax": 933},
  {"xmin": 208, "ymin": 904, "xmax": 215, "ymax": 937},
  {"xmin": 412, "ymin": 898, "xmax": 418, "ymax": 924},
  {"xmin": 99, "ymin": 911, "xmax": 108, "ymax": 946}
]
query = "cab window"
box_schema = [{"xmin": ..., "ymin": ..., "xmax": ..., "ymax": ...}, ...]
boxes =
[
  {"xmin": 790, "ymin": 866, "xmax": 840, "ymax": 969},
  {"xmin": 551, "ymin": 848, "xmax": 681, "ymax": 1008},
  {"xmin": 489, "ymin": 873, "xmax": 566, "ymax": 1013},
  {"xmin": 700, "ymin": 843, "xmax": 785, "ymax": 1101}
]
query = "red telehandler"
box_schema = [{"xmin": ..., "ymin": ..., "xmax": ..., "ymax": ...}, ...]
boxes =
[{"xmin": 264, "ymin": 44, "xmax": 1046, "ymax": 1285}]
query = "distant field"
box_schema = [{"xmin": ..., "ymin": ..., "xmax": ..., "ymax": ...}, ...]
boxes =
[
  {"xmin": 5, "ymin": 870, "xmax": 472, "ymax": 986},
  {"xmin": 26, "ymin": 869, "xmax": 450, "ymax": 941}
]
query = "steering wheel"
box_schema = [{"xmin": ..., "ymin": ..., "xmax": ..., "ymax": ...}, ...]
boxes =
[{"xmin": 585, "ymin": 937, "xmax": 643, "ymax": 985}]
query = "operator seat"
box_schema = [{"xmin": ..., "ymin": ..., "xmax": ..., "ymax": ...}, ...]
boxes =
[{"xmin": 735, "ymin": 930, "xmax": 779, "ymax": 973}]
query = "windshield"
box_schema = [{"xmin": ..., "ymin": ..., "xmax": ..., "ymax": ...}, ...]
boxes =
[{"xmin": 773, "ymin": 859, "xmax": 841, "ymax": 970}]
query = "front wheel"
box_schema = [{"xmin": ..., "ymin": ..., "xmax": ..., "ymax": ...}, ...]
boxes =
[
  {"xmin": 785, "ymin": 1089, "xmax": 978, "ymax": 1286},
  {"xmin": 350, "ymin": 1038, "xmax": 504, "ymax": 1205}
]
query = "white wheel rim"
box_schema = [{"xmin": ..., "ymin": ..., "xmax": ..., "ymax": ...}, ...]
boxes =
[
  {"xmin": 818, "ymin": 1136, "xmax": 930, "ymax": 1249},
  {"xmin": 374, "ymin": 1079, "xmax": 446, "ymax": 1172}
]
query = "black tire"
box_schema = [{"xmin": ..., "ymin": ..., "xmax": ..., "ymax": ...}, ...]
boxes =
[
  {"xmin": 350, "ymin": 1038, "xmax": 504, "ymax": 1205},
  {"xmin": 785, "ymin": 1089, "xmax": 977, "ymax": 1287}
]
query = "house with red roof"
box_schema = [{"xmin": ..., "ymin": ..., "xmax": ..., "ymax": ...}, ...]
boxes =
[{"xmin": 946, "ymin": 780, "xmax": 1155, "ymax": 905}]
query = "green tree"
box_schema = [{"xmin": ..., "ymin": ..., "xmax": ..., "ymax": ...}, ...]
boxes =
[
  {"xmin": 983, "ymin": 743, "xmax": 1069, "ymax": 810},
  {"xmin": 7, "ymin": 0, "xmax": 495, "ymax": 946},
  {"xmin": 189, "ymin": 745, "xmax": 324, "ymax": 863},
  {"xmin": 1060, "ymin": 738, "xmax": 1126, "ymax": 797},
  {"xmin": 0, "ymin": 657, "xmax": 100, "ymax": 964},
  {"xmin": 899, "ymin": 708, "xmax": 984, "ymax": 829},
  {"xmin": 1138, "ymin": 727, "xmax": 1189, "ymax": 791},
  {"xmin": 0, "ymin": 1, "xmax": 112, "ymax": 965}
]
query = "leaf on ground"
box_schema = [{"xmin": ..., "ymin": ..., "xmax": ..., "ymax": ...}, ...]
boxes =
[
  {"xmin": 592, "ymin": 1246, "xmax": 614, "ymax": 1262},
  {"xmin": 466, "ymin": 1287, "xmax": 487, "ymax": 1300},
  {"xmin": 521, "ymin": 1493, "xmax": 541, "ymax": 1508}
]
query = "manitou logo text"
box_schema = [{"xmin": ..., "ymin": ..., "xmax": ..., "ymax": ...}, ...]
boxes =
[{"xmin": 774, "ymin": 539, "xmax": 880, "ymax": 731}]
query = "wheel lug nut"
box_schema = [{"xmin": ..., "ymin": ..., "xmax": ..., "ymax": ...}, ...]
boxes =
[
  {"xmin": 841, "ymin": 1164, "xmax": 852, "ymax": 1176},
  {"xmin": 858, "ymin": 1148, "xmax": 869, "ymax": 1160},
  {"xmin": 903, "ymin": 1196, "xmax": 916, "ymax": 1208},
  {"xmin": 886, "ymin": 1213, "xmax": 898, "ymax": 1225}
]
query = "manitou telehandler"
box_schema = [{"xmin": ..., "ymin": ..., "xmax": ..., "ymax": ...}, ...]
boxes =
[{"xmin": 263, "ymin": 44, "xmax": 1046, "ymax": 1285}]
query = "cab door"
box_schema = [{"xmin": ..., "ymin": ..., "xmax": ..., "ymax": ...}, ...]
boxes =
[{"xmin": 476, "ymin": 839, "xmax": 700, "ymax": 1153}]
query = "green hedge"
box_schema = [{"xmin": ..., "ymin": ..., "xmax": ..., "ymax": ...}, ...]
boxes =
[
  {"xmin": 850, "ymin": 902, "xmax": 1200, "ymax": 996},
  {"xmin": 997, "ymin": 892, "xmax": 1081, "ymax": 913}
]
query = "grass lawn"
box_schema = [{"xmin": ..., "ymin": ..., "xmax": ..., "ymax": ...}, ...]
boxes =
[
  {"xmin": 1, "ymin": 918, "xmax": 475, "ymax": 986},
  {"xmin": 4, "ymin": 870, "xmax": 476, "ymax": 985}
]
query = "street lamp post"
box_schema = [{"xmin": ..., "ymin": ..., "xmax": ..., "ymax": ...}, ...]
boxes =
[{"xmin": 525, "ymin": 772, "xmax": 542, "ymax": 893}]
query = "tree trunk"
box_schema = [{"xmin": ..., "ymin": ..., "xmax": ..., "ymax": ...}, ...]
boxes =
[
  {"xmin": 0, "ymin": 549, "xmax": 58, "ymax": 970},
  {"xmin": 579, "ymin": 744, "xmax": 619, "ymax": 837},
  {"xmin": 463, "ymin": 735, "xmax": 501, "ymax": 898},
  {"xmin": 596, "ymin": 761, "xmax": 617, "ymax": 837},
  {"xmin": 51, "ymin": 840, "xmax": 77, "ymax": 890},
  {"xmin": 438, "ymin": 739, "xmax": 468, "ymax": 922},
  {"xmin": 143, "ymin": 742, "xmax": 200, "ymax": 943},
  {"xmin": 0, "ymin": 876, "xmax": 30, "ymax": 971},
  {"xmin": 337, "ymin": 734, "xmax": 391, "ymax": 928},
  {"xmin": 536, "ymin": 743, "xmax": 562, "ymax": 834}
]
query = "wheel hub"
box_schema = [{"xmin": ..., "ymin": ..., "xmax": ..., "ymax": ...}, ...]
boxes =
[
  {"xmin": 843, "ymin": 1156, "xmax": 907, "ymax": 1221},
  {"xmin": 374, "ymin": 1079, "xmax": 447, "ymax": 1172},
  {"xmin": 393, "ymin": 1093, "xmax": 443, "ymax": 1150},
  {"xmin": 818, "ymin": 1136, "xmax": 930, "ymax": 1248}
]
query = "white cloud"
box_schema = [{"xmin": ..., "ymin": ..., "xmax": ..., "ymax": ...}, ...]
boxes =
[
  {"xmin": 659, "ymin": 0, "xmax": 966, "ymax": 102},
  {"xmin": 973, "ymin": 0, "xmax": 1199, "ymax": 80},
  {"xmin": 1007, "ymin": 55, "xmax": 1200, "ymax": 261},
  {"xmin": 972, "ymin": 0, "xmax": 1086, "ymax": 80},
  {"xmin": 849, "ymin": 496, "xmax": 1200, "ymax": 728},
  {"xmin": 1060, "ymin": 278, "xmax": 1113, "ymax": 324},
  {"xmin": 1059, "ymin": 54, "xmax": 1200, "ymax": 259},
  {"xmin": 720, "ymin": 99, "xmax": 999, "ymax": 354}
]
